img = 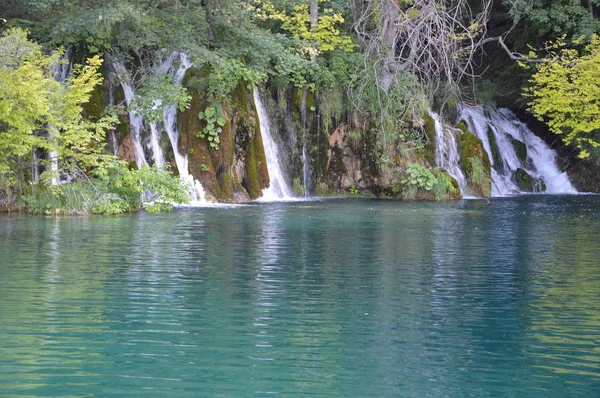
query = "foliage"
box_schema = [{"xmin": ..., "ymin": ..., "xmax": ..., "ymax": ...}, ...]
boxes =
[
  {"xmin": 524, "ymin": 35, "xmax": 600, "ymax": 158},
  {"xmin": 250, "ymin": 0, "xmax": 355, "ymax": 56},
  {"xmin": 503, "ymin": 0, "xmax": 600, "ymax": 40},
  {"xmin": 392, "ymin": 164, "xmax": 459, "ymax": 200},
  {"xmin": 0, "ymin": 28, "xmax": 117, "ymax": 188},
  {"xmin": 19, "ymin": 160, "xmax": 190, "ymax": 214},
  {"xmin": 468, "ymin": 157, "xmax": 491, "ymax": 194},
  {"xmin": 401, "ymin": 164, "xmax": 438, "ymax": 192},
  {"xmin": 293, "ymin": 176, "xmax": 305, "ymax": 196},
  {"xmin": 197, "ymin": 106, "xmax": 226, "ymax": 150},
  {"xmin": 130, "ymin": 73, "xmax": 191, "ymax": 122},
  {"xmin": 195, "ymin": 59, "xmax": 266, "ymax": 104}
]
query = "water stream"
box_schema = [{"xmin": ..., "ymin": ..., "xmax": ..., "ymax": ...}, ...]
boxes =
[
  {"xmin": 47, "ymin": 46, "xmax": 74, "ymax": 185},
  {"xmin": 110, "ymin": 53, "xmax": 206, "ymax": 203},
  {"xmin": 460, "ymin": 106, "xmax": 576, "ymax": 196},
  {"xmin": 431, "ymin": 111, "xmax": 468, "ymax": 194},
  {"xmin": 253, "ymin": 88, "xmax": 294, "ymax": 200}
]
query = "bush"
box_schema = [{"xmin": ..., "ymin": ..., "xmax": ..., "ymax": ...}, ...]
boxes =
[{"xmin": 18, "ymin": 161, "xmax": 191, "ymax": 215}]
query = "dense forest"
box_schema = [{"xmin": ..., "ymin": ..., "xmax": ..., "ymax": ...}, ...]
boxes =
[{"xmin": 1, "ymin": 0, "xmax": 600, "ymax": 213}]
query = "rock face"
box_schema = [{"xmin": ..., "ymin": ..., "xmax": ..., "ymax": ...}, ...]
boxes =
[
  {"xmin": 99, "ymin": 63, "xmax": 591, "ymax": 201},
  {"xmin": 117, "ymin": 134, "xmax": 137, "ymax": 164},
  {"xmin": 177, "ymin": 74, "xmax": 269, "ymax": 203},
  {"xmin": 325, "ymin": 124, "xmax": 366, "ymax": 191}
]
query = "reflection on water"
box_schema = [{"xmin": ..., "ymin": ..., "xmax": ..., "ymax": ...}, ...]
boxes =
[{"xmin": 1, "ymin": 196, "xmax": 599, "ymax": 397}]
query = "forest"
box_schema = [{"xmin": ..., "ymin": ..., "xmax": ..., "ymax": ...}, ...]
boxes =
[{"xmin": 1, "ymin": 0, "xmax": 600, "ymax": 212}]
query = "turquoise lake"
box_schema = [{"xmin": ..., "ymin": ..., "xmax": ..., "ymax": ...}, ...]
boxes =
[{"xmin": 1, "ymin": 196, "xmax": 599, "ymax": 397}]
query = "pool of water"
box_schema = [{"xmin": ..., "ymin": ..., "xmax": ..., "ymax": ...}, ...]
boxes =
[{"xmin": 1, "ymin": 196, "xmax": 599, "ymax": 397}]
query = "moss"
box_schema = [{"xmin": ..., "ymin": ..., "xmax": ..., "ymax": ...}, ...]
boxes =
[
  {"xmin": 456, "ymin": 121, "xmax": 469, "ymax": 134},
  {"xmin": 177, "ymin": 76, "xmax": 218, "ymax": 198},
  {"xmin": 245, "ymin": 134, "xmax": 262, "ymax": 199},
  {"xmin": 511, "ymin": 137, "xmax": 528, "ymax": 166},
  {"xmin": 457, "ymin": 131, "xmax": 492, "ymax": 197},
  {"xmin": 217, "ymin": 172, "xmax": 233, "ymax": 200},
  {"xmin": 423, "ymin": 113, "xmax": 436, "ymax": 166},
  {"xmin": 514, "ymin": 168, "xmax": 534, "ymax": 192},
  {"xmin": 82, "ymin": 83, "xmax": 104, "ymax": 120},
  {"xmin": 487, "ymin": 126, "xmax": 504, "ymax": 172},
  {"xmin": 514, "ymin": 168, "xmax": 545, "ymax": 192}
]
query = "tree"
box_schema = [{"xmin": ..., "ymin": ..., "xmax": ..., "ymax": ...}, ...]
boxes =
[
  {"xmin": 503, "ymin": 0, "xmax": 600, "ymax": 40},
  {"xmin": 524, "ymin": 35, "xmax": 600, "ymax": 158},
  {"xmin": 0, "ymin": 28, "xmax": 116, "ymax": 189},
  {"xmin": 352, "ymin": 0, "xmax": 493, "ymax": 94}
]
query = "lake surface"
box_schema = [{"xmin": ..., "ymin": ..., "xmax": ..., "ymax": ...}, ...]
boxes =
[{"xmin": 1, "ymin": 196, "xmax": 599, "ymax": 397}]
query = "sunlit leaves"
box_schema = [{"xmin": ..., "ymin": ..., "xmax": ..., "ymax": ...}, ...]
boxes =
[{"xmin": 525, "ymin": 35, "xmax": 600, "ymax": 158}]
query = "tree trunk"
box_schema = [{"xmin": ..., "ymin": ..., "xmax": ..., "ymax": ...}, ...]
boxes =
[{"xmin": 379, "ymin": 0, "xmax": 400, "ymax": 93}]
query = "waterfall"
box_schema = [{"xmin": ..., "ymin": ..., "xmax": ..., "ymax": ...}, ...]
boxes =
[
  {"xmin": 430, "ymin": 112, "xmax": 468, "ymax": 194},
  {"xmin": 459, "ymin": 105, "xmax": 576, "ymax": 196},
  {"xmin": 110, "ymin": 59, "xmax": 148, "ymax": 169},
  {"xmin": 253, "ymin": 88, "xmax": 293, "ymax": 200},
  {"xmin": 47, "ymin": 46, "xmax": 74, "ymax": 185},
  {"xmin": 162, "ymin": 53, "xmax": 206, "ymax": 203},
  {"xmin": 301, "ymin": 90, "xmax": 312, "ymax": 196},
  {"xmin": 110, "ymin": 53, "xmax": 207, "ymax": 203}
]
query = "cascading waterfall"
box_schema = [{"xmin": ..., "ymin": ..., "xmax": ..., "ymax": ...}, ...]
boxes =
[
  {"xmin": 253, "ymin": 88, "xmax": 294, "ymax": 200},
  {"xmin": 300, "ymin": 90, "xmax": 312, "ymax": 196},
  {"xmin": 430, "ymin": 112, "xmax": 468, "ymax": 194},
  {"xmin": 110, "ymin": 59, "xmax": 148, "ymax": 169},
  {"xmin": 48, "ymin": 46, "xmax": 74, "ymax": 185},
  {"xmin": 110, "ymin": 52, "xmax": 206, "ymax": 203},
  {"xmin": 460, "ymin": 105, "xmax": 576, "ymax": 196},
  {"xmin": 161, "ymin": 53, "xmax": 206, "ymax": 203}
]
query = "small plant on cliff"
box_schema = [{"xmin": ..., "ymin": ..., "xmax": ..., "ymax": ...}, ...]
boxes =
[
  {"xmin": 403, "ymin": 164, "xmax": 438, "ymax": 192},
  {"xmin": 393, "ymin": 164, "xmax": 456, "ymax": 200},
  {"xmin": 197, "ymin": 106, "xmax": 225, "ymax": 150}
]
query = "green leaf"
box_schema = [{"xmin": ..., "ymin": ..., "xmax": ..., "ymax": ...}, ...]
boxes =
[
  {"xmin": 205, "ymin": 107, "xmax": 216, "ymax": 118},
  {"xmin": 198, "ymin": 111, "xmax": 205, "ymax": 120},
  {"xmin": 217, "ymin": 117, "xmax": 226, "ymax": 127}
]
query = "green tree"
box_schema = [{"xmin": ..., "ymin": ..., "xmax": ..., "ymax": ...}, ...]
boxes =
[
  {"xmin": 524, "ymin": 35, "xmax": 600, "ymax": 158},
  {"xmin": 0, "ymin": 28, "xmax": 116, "ymax": 188}
]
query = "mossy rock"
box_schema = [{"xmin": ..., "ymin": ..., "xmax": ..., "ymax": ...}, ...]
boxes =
[
  {"xmin": 423, "ymin": 113, "xmax": 436, "ymax": 166},
  {"xmin": 456, "ymin": 120, "xmax": 469, "ymax": 134},
  {"xmin": 514, "ymin": 168, "xmax": 534, "ymax": 192},
  {"xmin": 177, "ymin": 78, "xmax": 219, "ymax": 198},
  {"xmin": 244, "ymin": 129, "xmax": 269, "ymax": 199},
  {"xmin": 510, "ymin": 137, "xmax": 528, "ymax": 166},
  {"xmin": 217, "ymin": 172, "xmax": 233, "ymax": 200},
  {"xmin": 457, "ymin": 131, "xmax": 492, "ymax": 197},
  {"xmin": 291, "ymin": 86, "xmax": 316, "ymax": 112},
  {"xmin": 513, "ymin": 168, "xmax": 546, "ymax": 192},
  {"xmin": 487, "ymin": 126, "xmax": 504, "ymax": 172}
]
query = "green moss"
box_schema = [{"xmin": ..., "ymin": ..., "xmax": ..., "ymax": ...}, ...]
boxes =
[
  {"xmin": 511, "ymin": 137, "xmax": 528, "ymax": 166},
  {"xmin": 292, "ymin": 177, "xmax": 305, "ymax": 196},
  {"xmin": 177, "ymin": 79, "xmax": 218, "ymax": 198},
  {"xmin": 82, "ymin": 83, "xmax": 104, "ymax": 120},
  {"xmin": 217, "ymin": 172, "xmax": 233, "ymax": 199},
  {"xmin": 514, "ymin": 168, "xmax": 546, "ymax": 192},
  {"xmin": 457, "ymin": 131, "xmax": 492, "ymax": 197},
  {"xmin": 456, "ymin": 120, "xmax": 469, "ymax": 134},
  {"xmin": 423, "ymin": 113, "xmax": 436, "ymax": 166},
  {"xmin": 245, "ymin": 135, "xmax": 262, "ymax": 199},
  {"xmin": 487, "ymin": 126, "xmax": 504, "ymax": 172}
]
